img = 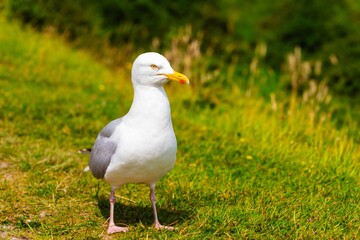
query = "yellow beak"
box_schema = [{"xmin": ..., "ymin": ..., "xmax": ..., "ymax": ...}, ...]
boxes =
[{"xmin": 161, "ymin": 71, "xmax": 190, "ymax": 84}]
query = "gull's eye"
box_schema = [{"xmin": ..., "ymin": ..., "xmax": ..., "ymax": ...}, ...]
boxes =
[{"xmin": 150, "ymin": 64, "xmax": 159, "ymax": 70}]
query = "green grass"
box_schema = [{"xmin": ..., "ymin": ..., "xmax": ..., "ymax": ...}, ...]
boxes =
[{"xmin": 1, "ymin": 16, "xmax": 360, "ymax": 239}]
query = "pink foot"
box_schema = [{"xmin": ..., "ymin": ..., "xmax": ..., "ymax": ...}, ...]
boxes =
[
  {"xmin": 107, "ymin": 225, "xmax": 128, "ymax": 234},
  {"xmin": 154, "ymin": 223, "xmax": 177, "ymax": 230}
]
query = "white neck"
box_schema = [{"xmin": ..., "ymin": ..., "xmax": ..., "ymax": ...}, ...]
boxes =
[{"xmin": 126, "ymin": 85, "xmax": 172, "ymax": 129}]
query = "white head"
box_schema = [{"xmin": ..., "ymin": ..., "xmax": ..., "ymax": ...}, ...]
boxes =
[{"xmin": 131, "ymin": 52, "xmax": 189, "ymax": 87}]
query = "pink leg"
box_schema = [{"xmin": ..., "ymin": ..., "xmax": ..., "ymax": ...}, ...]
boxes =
[
  {"xmin": 149, "ymin": 184, "xmax": 176, "ymax": 230},
  {"xmin": 107, "ymin": 187, "xmax": 128, "ymax": 234}
]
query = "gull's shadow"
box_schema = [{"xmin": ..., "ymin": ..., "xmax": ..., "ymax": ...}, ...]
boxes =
[{"xmin": 97, "ymin": 194, "xmax": 190, "ymax": 227}]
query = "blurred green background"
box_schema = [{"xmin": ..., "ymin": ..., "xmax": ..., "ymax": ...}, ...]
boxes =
[{"xmin": 3, "ymin": 0, "xmax": 360, "ymax": 96}]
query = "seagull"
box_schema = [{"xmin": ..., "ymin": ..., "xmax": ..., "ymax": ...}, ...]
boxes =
[{"xmin": 86, "ymin": 52, "xmax": 189, "ymax": 234}]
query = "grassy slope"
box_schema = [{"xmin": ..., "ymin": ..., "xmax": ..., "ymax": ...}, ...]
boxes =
[{"xmin": 0, "ymin": 16, "xmax": 359, "ymax": 239}]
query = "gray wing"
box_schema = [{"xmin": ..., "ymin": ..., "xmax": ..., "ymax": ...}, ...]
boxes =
[{"xmin": 89, "ymin": 118, "xmax": 122, "ymax": 179}]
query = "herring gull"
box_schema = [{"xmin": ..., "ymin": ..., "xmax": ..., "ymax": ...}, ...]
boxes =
[{"xmin": 85, "ymin": 52, "xmax": 189, "ymax": 234}]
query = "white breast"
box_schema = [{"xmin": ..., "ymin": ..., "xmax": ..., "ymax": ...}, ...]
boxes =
[{"xmin": 104, "ymin": 86, "xmax": 177, "ymax": 187}]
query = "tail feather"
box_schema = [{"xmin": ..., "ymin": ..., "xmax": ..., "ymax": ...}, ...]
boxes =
[
  {"xmin": 78, "ymin": 148, "xmax": 92, "ymax": 154},
  {"xmin": 79, "ymin": 148, "xmax": 91, "ymax": 173}
]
